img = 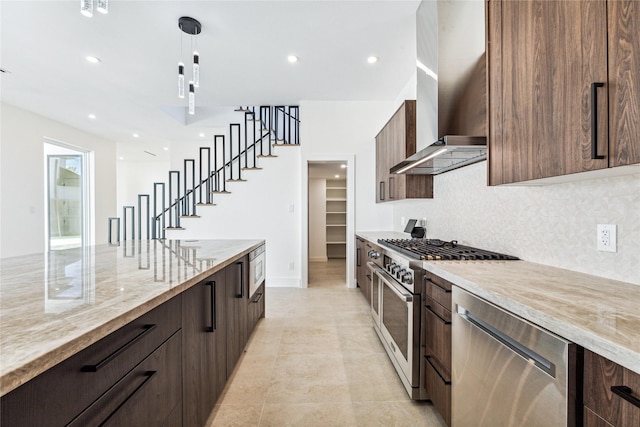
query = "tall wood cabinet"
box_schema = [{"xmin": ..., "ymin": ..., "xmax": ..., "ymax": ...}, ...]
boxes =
[
  {"xmin": 487, "ymin": 0, "xmax": 640, "ymax": 185},
  {"xmin": 376, "ymin": 100, "xmax": 433, "ymax": 202}
]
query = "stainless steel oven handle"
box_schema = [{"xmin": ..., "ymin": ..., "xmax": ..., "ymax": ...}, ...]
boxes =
[{"xmin": 374, "ymin": 268, "xmax": 413, "ymax": 302}]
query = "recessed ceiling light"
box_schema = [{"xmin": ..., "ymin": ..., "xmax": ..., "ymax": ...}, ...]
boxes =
[
  {"xmin": 199, "ymin": 133, "xmax": 205, "ymax": 138},
  {"xmin": 334, "ymin": 174, "xmax": 340, "ymax": 178},
  {"xmin": 133, "ymin": 133, "xmax": 139, "ymax": 138},
  {"xmin": 88, "ymin": 114, "xmax": 96, "ymax": 119},
  {"xmin": 287, "ymin": 55, "xmax": 298, "ymax": 63},
  {"xmin": 367, "ymin": 56, "xmax": 378, "ymax": 64},
  {"xmin": 341, "ymin": 164, "xmax": 347, "ymax": 169},
  {"xmin": 119, "ymin": 156, "xmax": 124, "ymax": 160},
  {"xmin": 163, "ymin": 147, "xmax": 169, "ymax": 151},
  {"xmin": 86, "ymin": 56, "xmax": 101, "ymax": 64}
]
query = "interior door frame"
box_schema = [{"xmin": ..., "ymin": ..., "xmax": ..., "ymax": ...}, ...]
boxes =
[
  {"xmin": 44, "ymin": 139, "xmax": 94, "ymax": 251},
  {"xmin": 301, "ymin": 154, "xmax": 355, "ymax": 288}
]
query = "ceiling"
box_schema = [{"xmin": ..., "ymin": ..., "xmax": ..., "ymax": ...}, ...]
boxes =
[
  {"xmin": 308, "ymin": 161, "xmax": 347, "ymax": 180},
  {"xmin": 0, "ymin": 0, "xmax": 419, "ymax": 158}
]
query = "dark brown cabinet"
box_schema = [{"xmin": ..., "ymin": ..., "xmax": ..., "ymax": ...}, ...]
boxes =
[
  {"xmin": 355, "ymin": 237, "xmax": 370, "ymax": 301},
  {"xmin": 584, "ymin": 349, "xmax": 640, "ymax": 427},
  {"xmin": 182, "ymin": 270, "xmax": 227, "ymax": 427},
  {"xmin": 248, "ymin": 282, "xmax": 266, "ymax": 332},
  {"xmin": 487, "ymin": 0, "xmax": 640, "ymax": 185},
  {"xmin": 376, "ymin": 100, "xmax": 433, "ymax": 202},
  {"xmin": 423, "ymin": 272, "xmax": 452, "ymax": 426},
  {"xmin": 1, "ymin": 295, "xmax": 183, "ymax": 426},
  {"xmin": 225, "ymin": 256, "xmax": 250, "ymax": 377}
]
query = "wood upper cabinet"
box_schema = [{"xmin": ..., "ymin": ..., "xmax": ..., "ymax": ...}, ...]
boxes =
[
  {"xmin": 376, "ymin": 100, "xmax": 433, "ymax": 202},
  {"xmin": 487, "ymin": 0, "xmax": 640, "ymax": 185}
]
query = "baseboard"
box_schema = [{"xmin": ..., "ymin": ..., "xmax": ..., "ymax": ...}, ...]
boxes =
[
  {"xmin": 266, "ymin": 277, "xmax": 301, "ymax": 287},
  {"xmin": 308, "ymin": 256, "xmax": 328, "ymax": 262}
]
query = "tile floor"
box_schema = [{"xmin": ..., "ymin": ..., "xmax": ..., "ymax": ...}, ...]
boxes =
[{"xmin": 206, "ymin": 259, "xmax": 447, "ymax": 427}]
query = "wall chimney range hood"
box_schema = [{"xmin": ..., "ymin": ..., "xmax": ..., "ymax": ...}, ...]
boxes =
[{"xmin": 393, "ymin": 0, "xmax": 487, "ymax": 175}]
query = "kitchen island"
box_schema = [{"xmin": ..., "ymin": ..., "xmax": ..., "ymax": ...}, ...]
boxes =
[{"xmin": 0, "ymin": 239, "xmax": 264, "ymax": 426}]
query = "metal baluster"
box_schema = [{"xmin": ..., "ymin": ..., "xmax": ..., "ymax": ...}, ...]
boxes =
[
  {"xmin": 137, "ymin": 194, "xmax": 150, "ymax": 240},
  {"xmin": 168, "ymin": 171, "xmax": 180, "ymax": 228},
  {"xmin": 152, "ymin": 182, "xmax": 165, "ymax": 239},
  {"xmin": 108, "ymin": 217, "xmax": 120, "ymax": 246},
  {"xmin": 184, "ymin": 159, "xmax": 195, "ymax": 216},
  {"xmin": 199, "ymin": 147, "xmax": 211, "ymax": 204},
  {"xmin": 122, "ymin": 205, "xmax": 135, "ymax": 241}
]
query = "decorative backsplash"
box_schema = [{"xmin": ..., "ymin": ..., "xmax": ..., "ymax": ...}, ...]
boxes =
[{"xmin": 392, "ymin": 162, "xmax": 640, "ymax": 285}]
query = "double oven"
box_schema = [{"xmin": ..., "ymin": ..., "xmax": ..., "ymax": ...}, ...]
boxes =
[{"xmin": 367, "ymin": 244, "xmax": 426, "ymax": 400}]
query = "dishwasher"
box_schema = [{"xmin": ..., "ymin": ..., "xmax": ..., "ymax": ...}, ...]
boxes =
[{"xmin": 452, "ymin": 287, "xmax": 578, "ymax": 427}]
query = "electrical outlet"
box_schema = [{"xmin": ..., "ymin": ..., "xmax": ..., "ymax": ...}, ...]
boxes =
[
  {"xmin": 597, "ymin": 224, "xmax": 617, "ymax": 252},
  {"xmin": 401, "ymin": 217, "xmax": 406, "ymax": 227},
  {"xmin": 289, "ymin": 261, "xmax": 295, "ymax": 270}
]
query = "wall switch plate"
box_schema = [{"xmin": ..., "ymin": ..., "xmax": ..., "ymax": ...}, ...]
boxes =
[
  {"xmin": 289, "ymin": 261, "xmax": 295, "ymax": 270},
  {"xmin": 401, "ymin": 217, "xmax": 406, "ymax": 227},
  {"xmin": 597, "ymin": 224, "xmax": 617, "ymax": 252}
]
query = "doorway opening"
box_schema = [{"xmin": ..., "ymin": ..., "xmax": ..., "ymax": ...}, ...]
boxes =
[
  {"xmin": 44, "ymin": 141, "xmax": 92, "ymax": 251},
  {"xmin": 307, "ymin": 160, "xmax": 352, "ymax": 288}
]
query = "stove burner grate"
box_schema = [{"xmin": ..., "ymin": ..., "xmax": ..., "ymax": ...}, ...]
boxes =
[{"xmin": 377, "ymin": 238, "xmax": 519, "ymax": 261}]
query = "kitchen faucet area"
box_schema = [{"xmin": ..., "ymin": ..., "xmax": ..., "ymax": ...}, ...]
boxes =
[{"xmin": 1, "ymin": 1, "xmax": 639, "ymax": 426}]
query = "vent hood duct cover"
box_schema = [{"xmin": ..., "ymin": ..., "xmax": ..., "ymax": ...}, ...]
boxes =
[{"xmin": 393, "ymin": 0, "xmax": 487, "ymax": 175}]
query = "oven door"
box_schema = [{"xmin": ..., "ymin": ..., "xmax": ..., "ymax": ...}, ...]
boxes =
[
  {"xmin": 249, "ymin": 247, "xmax": 265, "ymax": 298},
  {"xmin": 368, "ymin": 262, "xmax": 382, "ymax": 328},
  {"xmin": 376, "ymin": 268, "xmax": 421, "ymax": 388}
]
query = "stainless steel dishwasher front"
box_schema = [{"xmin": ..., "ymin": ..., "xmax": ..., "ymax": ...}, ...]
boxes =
[{"xmin": 451, "ymin": 287, "xmax": 578, "ymax": 427}]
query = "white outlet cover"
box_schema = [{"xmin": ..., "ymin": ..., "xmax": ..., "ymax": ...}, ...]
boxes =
[{"xmin": 597, "ymin": 224, "xmax": 617, "ymax": 252}]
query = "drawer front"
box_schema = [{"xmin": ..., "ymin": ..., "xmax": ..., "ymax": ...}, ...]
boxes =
[
  {"xmin": 425, "ymin": 355, "xmax": 451, "ymax": 427},
  {"xmin": 69, "ymin": 330, "xmax": 182, "ymax": 427},
  {"xmin": 425, "ymin": 278, "xmax": 452, "ymax": 311},
  {"xmin": 1, "ymin": 295, "xmax": 182, "ymax": 426},
  {"xmin": 584, "ymin": 407, "xmax": 615, "ymax": 427},
  {"xmin": 424, "ymin": 304, "xmax": 452, "ymax": 377},
  {"xmin": 584, "ymin": 349, "xmax": 640, "ymax": 427}
]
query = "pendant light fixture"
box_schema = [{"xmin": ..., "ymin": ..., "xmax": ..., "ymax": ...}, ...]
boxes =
[
  {"xmin": 177, "ymin": 17, "xmax": 202, "ymax": 114},
  {"xmin": 80, "ymin": 0, "xmax": 93, "ymax": 17},
  {"xmin": 80, "ymin": 0, "xmax": 108, "ymax": 17},
  {"xmin": 188, "ymin": 81, "xmax": 195, "ymax": 115},
  {"xmin": 96, "ymin": 0, "xmax": 108, "ymax": 14},
  {"xmin": 178, "ymin": 62, "xmax": 185, "ymax": 98}
]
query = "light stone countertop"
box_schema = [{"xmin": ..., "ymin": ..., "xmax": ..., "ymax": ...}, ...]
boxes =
[
  {"xmin": 357, "ymin": 231, "xmax": 640, "ymax": 375},
  {"xmin": 0, "ymin": 239, "xmax": 263, "ymax": 396}
]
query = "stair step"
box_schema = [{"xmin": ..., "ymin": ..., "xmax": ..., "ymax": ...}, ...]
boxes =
[
  {"xmin": 195, "ymin": 203, "xmax": 217, "ymax": 207},
  {"xmin": 242, "ymin": 167, "xmax": 263, "ymax": 171},
  {"xmin": 234, "ymin": 107, "xmax": 251, "ymax": 112},
  {"xmin": 180, "ymin": 215, "xmax": 201, "ymax": 218},
  {"xmin": 257, "ymin": 154, "xmax": 278, "ymax": 158},
  {"xmin": 226, "ymin": 179, "xmax": 247, "ymax": 182},
  {"xmin": 211, "ymin": 191, "xmax": 231, "ymax": 194},
  {"xmin": 165, "ymin": 227, "xmax": 185, "ymax": 230},
  {"xmin": 273, "ymin": 143, "xmax": 297, "ymax": 147}
]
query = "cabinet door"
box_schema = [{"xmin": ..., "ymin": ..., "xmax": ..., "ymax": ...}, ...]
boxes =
[
  {"xmin": 375, "ymin": 128, "xmax": 387, "ymax": 203},
  {"xmin": 608, "ymin": 1, "xmax": 640, "ymax": 168},
  {"xmin": 182, "ymin": 270, "xmax": 226, "ymax": 427},
  {"xmin": 226, "ymin": 257, "xmax": 249, "ymax": 377},
  {"xmin": 488, "ymin": 0, "xmax": 609, "ymax": 185}
]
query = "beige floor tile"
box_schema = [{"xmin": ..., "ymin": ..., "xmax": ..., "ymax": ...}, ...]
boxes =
[
  {"xmin": 206, "ymin": 404, "xmax": 264, "ymax": 427},
  {"xmin": 259, "ymin": 402, "xmax": 358, "ymax": 427},
  {"xmin": 204, "ymin": 259, "xmax": 447, "ymax": 427}
]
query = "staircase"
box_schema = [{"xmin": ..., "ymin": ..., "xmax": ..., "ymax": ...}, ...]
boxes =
[{"xmin": 108, "ymin": 105, "xmax": 300, "ymax": 244}]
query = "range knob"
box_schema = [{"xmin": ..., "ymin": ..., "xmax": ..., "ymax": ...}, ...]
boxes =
[
  {"xmin": 396, "ymin": 269, "xmax": 406, "ymax": 279},
  {"xmin": 387, "ymin": 263, "xmax": 397, "ymax": 273},
  {"xmin": 370, "ymin": 251, "xmax": 381, "ymax": 259},
  {"xmin": 402, "ymin": 273, "xmax": 413, "ymax": 285}
]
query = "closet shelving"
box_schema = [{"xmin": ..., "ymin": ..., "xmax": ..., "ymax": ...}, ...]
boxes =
[{"xmin": 325, "ymin": 179, "xmax": 346, "ymax": 258}]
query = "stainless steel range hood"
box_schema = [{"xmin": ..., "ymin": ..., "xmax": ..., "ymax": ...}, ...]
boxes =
[{"xmin": 392, "ymin": 0, "xmax": 487, "ymax": 175}]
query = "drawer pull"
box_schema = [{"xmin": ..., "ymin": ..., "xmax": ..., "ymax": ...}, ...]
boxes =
[
  {"xmin": 425, "ymin": 356, "xmax": 451, "ymax": 385},
  {"xmin": 99, "ymin": 371, "xmax": 157, "ymax": 426},
  {"xmin": 253, "ymin": 292, "xmax": 264, "ymax": 303},
  {"xmin": 82, "ymin": 324, "xmax": 157, "ymax": 372},
  {"xmin": 206, "ymin": 281, "xmax": 216, "ymax": 333},
  {"xmin": 611, "ymin": 385, "xmax": 640, "ymax": 409},
  {"xmin": 425, "ymin": 279, "xmax": 451, "ymax": 294},
  {"xmin": 426, "ymin": 305, "xmax": 451, "ymax": 325}
]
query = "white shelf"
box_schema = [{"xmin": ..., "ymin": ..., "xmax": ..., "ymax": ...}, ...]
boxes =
[
  {"xmin": 326, "ymin": 198, "xmax": 346, "ymax": 201},
  {"xmin": 327, "ymin": 211, "xmax": 346, "ymax": 214},
  {"xmin": 326, "ymin": 186, "xmax": 347, "ymax": 190},
  {"xmin": 326, "ymin": 224, "xmax": 346, "ymax": 227},
  {"xmin": 327, "ymin": 241, "xmax": 347, "ymax": 244}
]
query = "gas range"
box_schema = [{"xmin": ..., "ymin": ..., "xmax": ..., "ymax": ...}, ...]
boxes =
[{"xmin": 377, "ymin": 238, "xmax": 519, "ymax": 261}]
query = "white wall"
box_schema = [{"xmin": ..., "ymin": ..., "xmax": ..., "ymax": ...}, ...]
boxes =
[
  {"xmin": 164, "ymin": 146, "xmax": 302, "ymax": 287},
  {"xmin": 116, "ymin": 159, "xmax": 171, "ymax": 225},
  {"xmin": 0, "ymin": 103, "xmax": 116, "ymax": 257},
  {"xmin": 308, "ymin": 178, "xmax": 327, "ymax": 261},
  {"xmin": 392, "ymin": 161, "xmax": 640, "ymax": 285}
]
